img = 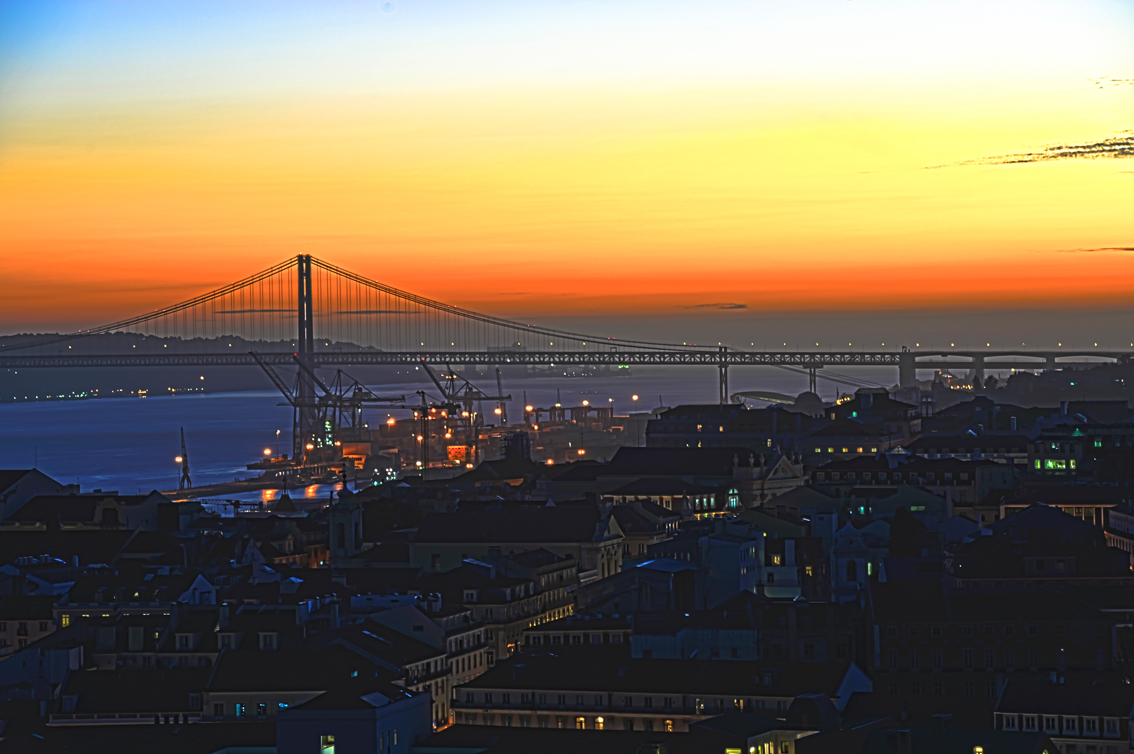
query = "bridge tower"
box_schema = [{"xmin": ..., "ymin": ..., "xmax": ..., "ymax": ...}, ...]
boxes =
[
  {"xmin": 718, "ymin": 346, "xmax": 729, "ymax": 404},
  {"xmin": 295, "ymin": 255, "xmax": 317, "ymax": 460}
]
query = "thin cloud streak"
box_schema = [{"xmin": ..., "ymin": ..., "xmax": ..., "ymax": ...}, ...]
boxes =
[
  {"xmin": 685, "ymin": 303, "xmax": 748, "ymax": 311},
  {"xmin": 1055, "ymin": 247, "xmax": 1134, "ymax": 253},
  {"xmin": 933, "ymin": 131, "xmax": 1134, "ymax": 167}
]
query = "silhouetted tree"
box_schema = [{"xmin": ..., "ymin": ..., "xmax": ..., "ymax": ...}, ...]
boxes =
[{"xmin": 889, "ymin": 506, "xmax": 926, "ymax": 558}]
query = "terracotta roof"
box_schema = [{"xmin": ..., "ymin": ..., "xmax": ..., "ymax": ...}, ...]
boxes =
[
  {"xmin": 413, "ymin": 506, "xmax": 609, "ymax": 545},
  {"xmin": 997, "ymin": 677, "xmax": 1134, "ymax": 717},
  {"xmin": 461, "ymin": 646, "xmax": 856, "ymax": 699}
]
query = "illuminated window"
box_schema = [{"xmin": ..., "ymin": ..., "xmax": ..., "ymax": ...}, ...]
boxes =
[
  {"xmin": 772, "ymin": 555, "xmax": 783, "ymax": 566},
  {"xmin": 575, "ymin": 717, "xmax": 586, "ymax": 730},
  {"xmin": 320, "ymin": 735, "xmax": 335, "ymax": 754},
  {"xmin": 664, "ymin": 719, "xmax": 674, "ymax": 732},
  {"xmin": 814, "ymin": 447, "xmax": 821, "ymax": 453},
  {"xmin": 595, "ymin": 717, "xmax": 604, "ymax": 730},
  {"xmin": 828, "ymin": 447, "xmax": 834, "ymax": 453},
  {"xmin": 61, "ymin": 615, "xmax": 70, "ymax": 628}
]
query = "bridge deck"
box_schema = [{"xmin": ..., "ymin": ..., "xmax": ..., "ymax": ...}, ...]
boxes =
[{"xmin": 0, "ymin": 350, "xmax": 1125, "ymax": 369}]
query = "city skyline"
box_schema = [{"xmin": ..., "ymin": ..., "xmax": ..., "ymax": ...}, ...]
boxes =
[{"xmin": 2, "ymin": 0, "xmax": 1132, "ymax": 336}]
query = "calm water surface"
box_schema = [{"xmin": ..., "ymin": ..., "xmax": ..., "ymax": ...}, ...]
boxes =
[{"xmin": 0, "ymin": 366, "xmax": 890, "ymax": 495}]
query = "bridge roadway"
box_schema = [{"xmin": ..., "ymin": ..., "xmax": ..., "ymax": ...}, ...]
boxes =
[{"xmin": 1, "ymin": 349, "xmax": 1127, "ymax": 392}]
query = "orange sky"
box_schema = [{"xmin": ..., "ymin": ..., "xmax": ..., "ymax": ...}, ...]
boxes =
[{"xmin": 1, "ymin": 1, "xmax": 1132, "ymax": 334}]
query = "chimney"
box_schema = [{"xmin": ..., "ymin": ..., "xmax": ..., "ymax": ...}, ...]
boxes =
[{"xmin": 1010, "ymin": 416, "xmax": 1017, "ymax": 431}]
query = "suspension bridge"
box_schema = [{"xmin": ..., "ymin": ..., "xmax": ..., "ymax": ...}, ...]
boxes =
[{"xmin": 1, "ymin": 255, "xmax": 1127, "ymax": 401}]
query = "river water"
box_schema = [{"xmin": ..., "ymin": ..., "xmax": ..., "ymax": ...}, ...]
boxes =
[{"xmin": 0, "ymin": 365, "xmax": 893, "ymax": 496}]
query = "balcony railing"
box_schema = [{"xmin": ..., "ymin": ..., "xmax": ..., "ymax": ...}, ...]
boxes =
[
  {"xmin": 451, "ymin": 699, "xmax": 696, "ymax": 716},
  {"xmin": 48, "ymin": 712, "xmax": 202, "ymax": 726}
]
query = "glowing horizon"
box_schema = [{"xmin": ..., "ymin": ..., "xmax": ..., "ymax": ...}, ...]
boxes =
[{"xmin": 2, "ymin": 0, "xmax": 1132, "ymax": 335}]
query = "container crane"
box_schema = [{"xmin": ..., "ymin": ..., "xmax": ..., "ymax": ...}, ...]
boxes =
[{"xmin": 178, "ymin": 427, "xmax": 192, "ymax": 489}]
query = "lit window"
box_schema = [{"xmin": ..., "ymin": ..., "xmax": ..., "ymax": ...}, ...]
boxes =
[
  {"xmin": 595, "ymin": 717, "xmax": 604, "ymax": 730},
  {"xmin": 321, "ymin": 735, "xmax": 335, "ymax": 754}
]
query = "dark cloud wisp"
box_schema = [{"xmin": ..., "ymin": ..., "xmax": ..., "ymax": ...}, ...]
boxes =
[
  {"xmin": 1055, "ymin": 247, "xmax": 1134, "ymax": 254},
  {"xmin": 685, "ymin": 303, "xmax": 748, "ymax": 311},
  {"xmin": 936, "ymin": 131, "xmax": 1134, "ymax": 167}
]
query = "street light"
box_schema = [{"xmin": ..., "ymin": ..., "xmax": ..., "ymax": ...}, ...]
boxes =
[
  {"xmin": 275, "ymin": 429, "xmax": 280, "ymax": 456},
  {"xmin": 263, "ymin": 448, "xmax": 272, "ymax": 456},
  {"xmin": 632, "ymin": 395, "xmax": 639, "ymax": 401}
]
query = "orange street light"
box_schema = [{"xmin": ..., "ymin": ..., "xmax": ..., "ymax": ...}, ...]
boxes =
[
  {"xmin": 263, "ymin": 448, "xmax": 272, "ymax": 456},
  {"xmin": 175, "ymin": 456, "xmax": 183, "ymax": 463}
]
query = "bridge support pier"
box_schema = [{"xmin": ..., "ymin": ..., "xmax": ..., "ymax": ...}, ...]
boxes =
[
  {"xmin": 1046, "ymin": 355, "xmax": 1058, "ymax": 372},
  {"xmin": 719, "ymin": 346, "xmax": 729, "ymax": 404},
  {"xmin": 972, "ymin": 355, "xmax": 986, "ymax": 387},
  {"xmin": 898, "ymin": 351, "xmax": 917, "ymax": 389}
]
